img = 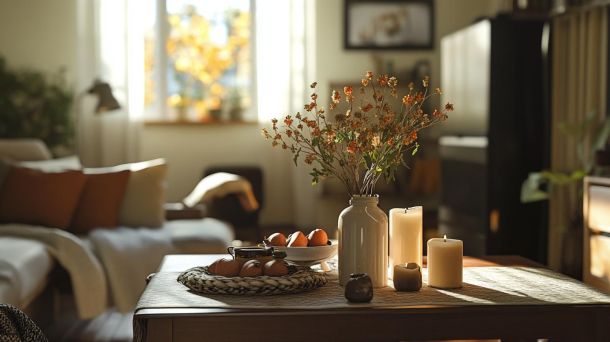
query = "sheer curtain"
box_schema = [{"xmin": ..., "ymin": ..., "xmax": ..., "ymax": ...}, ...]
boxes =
[{"xmin": 549, "ymin": 6, "xmax": 608, "ymax": 271}]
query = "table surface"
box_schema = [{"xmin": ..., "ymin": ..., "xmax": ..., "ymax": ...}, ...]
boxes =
[{"xmin": 134, "ymin": 254, "xmax": 610, "ymax": 342}]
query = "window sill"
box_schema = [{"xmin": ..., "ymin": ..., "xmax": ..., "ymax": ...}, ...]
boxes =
[{"xmin": 143, "ymin": 119, "xmax": 258, "ymax": 127}]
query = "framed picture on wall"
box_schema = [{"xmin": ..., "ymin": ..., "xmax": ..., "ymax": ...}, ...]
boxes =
[{"xmin": 344, "ymin": 0, "xmax": 434, "ymax": 50}]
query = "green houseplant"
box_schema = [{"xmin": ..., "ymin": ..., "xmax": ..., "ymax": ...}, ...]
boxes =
[
  {"xmin": 521, "ymin": 112, "xmax": 610, "ymax": 203},
  {"xmin": 0, "ymin": 56, "xmax": 74, "ymax": 155},
  {"xmin": 521, "ymin": 111, "xmax": 610, "ymax": 277}
]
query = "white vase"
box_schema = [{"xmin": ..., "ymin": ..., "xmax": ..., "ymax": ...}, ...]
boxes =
[{"xmin": 338, "ymin": 195, "xmax": 388, "ymax": 287}]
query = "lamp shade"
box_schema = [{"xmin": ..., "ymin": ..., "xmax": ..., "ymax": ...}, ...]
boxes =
[{"xmin": 87, "ymin": 79, "xmax": 120, "ymax": 113}]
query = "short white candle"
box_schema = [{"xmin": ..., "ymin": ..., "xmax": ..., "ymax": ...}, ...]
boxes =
[
  {"xmin": 427, "ymin": 235, "xmax": 463, "ymax": 289},
  {"xmin": 389, "ymin": 206, "xmax": 422, "ymax": 278}
]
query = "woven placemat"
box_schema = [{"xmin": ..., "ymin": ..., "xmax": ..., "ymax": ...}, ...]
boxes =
[
  {"xmin": 136, "ymin": 267, "xmax": 610, "ymax": 310},
  {"xmin": 177, "ymin": 266, "xmax": 327, "ymax": 295}
]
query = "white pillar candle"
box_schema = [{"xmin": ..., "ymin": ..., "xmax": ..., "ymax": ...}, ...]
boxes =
[
  {"xmin": 389, "ymin": 206, "xmax": 422, "ymax": 278},
  {"xmin": 427, "ymin": 235, "xmax": 463, "ymax": 289}
]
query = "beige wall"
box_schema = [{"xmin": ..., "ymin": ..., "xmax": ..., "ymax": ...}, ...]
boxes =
[{"xmin": 0, "ymin": 0, "xmax": 77, "ymax": 83}]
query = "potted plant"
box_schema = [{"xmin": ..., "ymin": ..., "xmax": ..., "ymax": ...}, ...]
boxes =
[
  {"xmin": 0, "ymin": 57, "xmax": 74, "ymax": 155},
  {"xmin": 262, "ymin": 71, "xmax": 452, "ymax": 286},
  {"xmin": 521, "ymin": 111, "xmax": 610, "ymax": 277}
]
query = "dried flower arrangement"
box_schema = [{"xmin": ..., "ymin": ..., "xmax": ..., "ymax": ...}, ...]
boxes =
[{"xmin": 262, "ymin": 71, "xmax": 453, "ymax": 197}]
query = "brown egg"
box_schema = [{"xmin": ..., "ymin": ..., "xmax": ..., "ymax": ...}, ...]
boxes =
[
  {"xmin": 287, "ymin": 231, "xmax": 308, "ymax": 247},
  {"xmin": 307, "ymin": 228, "xmax": 329, "ymax": 246},
  {"xmin": 239, "ymin": 260, "xmax": 263, "ymax": 277},
  {"xmin": 265, "ymin": 232, "xmax": 287, "ymax": 246},
  {"xmin": 208, "ymin": 258, "xmax": 241, "ymax": 277},
  {"xmin": 263, "ymin": 259, "xmax": 289, "ymax": 277}
]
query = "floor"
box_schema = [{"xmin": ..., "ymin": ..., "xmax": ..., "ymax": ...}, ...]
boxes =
[{"xmin": 44, "ymin": 309, "xmax": 133, "ymax": 342}]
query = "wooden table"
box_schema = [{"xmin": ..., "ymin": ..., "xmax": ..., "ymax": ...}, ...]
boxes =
[{"xmin": 134, "ymin": 255, "xmax": 610, "ymax": 342}]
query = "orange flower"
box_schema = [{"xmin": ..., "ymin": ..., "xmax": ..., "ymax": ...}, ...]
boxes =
[
  {"xmin": 284, "ymin": 117, "xmax": 293, "ymax": 126},
  {"xmin": 378, "ymin": 74, "xmax": 388, "ymax": 87},
  {"xmin": 361, "ymin": 103, "xmax": 373, "ymax": 112},
  {"xmin": 366, "ymin": 71, "xmax": 373, "ymax": 80},
  {"xmin": 332, "ymin": 89, "xmax": 341, "ymax": 104},
  {"xmin": 343, "ymin": 86, "xmax": 353, "ymax": 96},
  {"xmin": 371, "ymin": 134, "xmax": 381, "ymax": 147},
  {"xmin": 304, "ymin": 154, "xmax": 315, "ymax": 164},
  {"xmin": 347, "ymin": 141, "xmax": 358, "ymax": 154},
  {"xmin": 402, "ymin": 95, "xmax": 414, "ymax": 105},
  {"xmin": 445, "ymin": 102, "xmax": 454, "ymax": 111}
]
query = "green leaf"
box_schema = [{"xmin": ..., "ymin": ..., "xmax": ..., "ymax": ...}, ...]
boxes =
[
  {"xmin": 292, "ymin": 147, "xmax": 302, "ymax": 166},
  {"xmin": 592, "ymin": 115, "xmax": 610, "ymax": 152},
  {"xmin": 520, "ymin": 172, "xmax": 550, "ymax": 203},
  {"xmin": 411, "ymin": 142, "xmax": 419, "ymax": 156}
]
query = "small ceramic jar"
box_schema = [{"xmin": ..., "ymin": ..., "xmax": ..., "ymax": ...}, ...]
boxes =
[
  {"xmin": 228, "ymin": 246, "xmax": 274, "ymax": 267},
  {"xmin": 344, "ymin": 273, "xmax": 373, "ymax": 303}
]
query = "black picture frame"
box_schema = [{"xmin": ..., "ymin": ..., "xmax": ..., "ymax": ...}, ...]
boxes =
[{"xmin": 344, "ymin": 0, "xmax": 435, "ymax": 50}]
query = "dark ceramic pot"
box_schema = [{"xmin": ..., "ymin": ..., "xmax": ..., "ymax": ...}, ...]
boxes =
[{"xmin": 344, "ymin": 273, "xmax": 373, "ymax": 303}]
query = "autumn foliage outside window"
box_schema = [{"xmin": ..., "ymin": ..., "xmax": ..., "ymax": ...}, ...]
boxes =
[{"xmin": 144, "ymin": 1, "xmax": 252, "ymax": 122}]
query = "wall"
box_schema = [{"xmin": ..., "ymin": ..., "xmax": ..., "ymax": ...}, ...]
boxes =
[{"xmin": 0, "ymin": 0, "xmax": 77, "ymax": 82}]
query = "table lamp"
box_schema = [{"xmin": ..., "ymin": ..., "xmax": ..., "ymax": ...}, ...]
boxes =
[{"xmin": 87, "ymin": 79, "xmax": 120, "ymax": 114}]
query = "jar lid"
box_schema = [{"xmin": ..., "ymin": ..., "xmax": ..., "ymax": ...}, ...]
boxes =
[
  {"xmin": 231, "ymin": 246, "xmax": 274, "ymax": 258},
  {"xmin": 272, "ymin": 250, "xmax": 287, "ymax": 259}
]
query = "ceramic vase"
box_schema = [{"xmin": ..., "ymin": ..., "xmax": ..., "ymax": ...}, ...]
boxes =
[{"xmin": 338, "ymin": 195, "xmax": 388, "ymax": 287}]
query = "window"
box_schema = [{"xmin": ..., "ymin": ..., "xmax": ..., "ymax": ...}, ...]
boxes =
[{"xmin": 144, "ymin": 0, "xmax": 253, "ymax": 122}]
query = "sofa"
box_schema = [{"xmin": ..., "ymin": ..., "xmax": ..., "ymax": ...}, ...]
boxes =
[{"xmin": 0, "ymin": 139, "xmax": 235, "ymax": 320}]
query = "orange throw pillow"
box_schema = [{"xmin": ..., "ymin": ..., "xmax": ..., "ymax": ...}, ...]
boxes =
[
  {"xmin": 70, "ymin": 170, "xmax": 131, "ymax": 234},
  {"xmin": 0, "ymin": 166, "xmax": 86, "ymax": 229}
]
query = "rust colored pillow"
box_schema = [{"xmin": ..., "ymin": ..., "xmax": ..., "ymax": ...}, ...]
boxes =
[
  {"xmin": 0, "ymin": 166, "xmax": 86, "ymax": 229},
  {"xmin": 70, "ymin": 170, "xmax": 131, "ymax": 234}
]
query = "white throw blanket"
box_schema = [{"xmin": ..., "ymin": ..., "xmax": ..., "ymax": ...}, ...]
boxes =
[
  {"xmin": 182, "ymin": 172, "xmax": 259, "ymax": 211},
  {"xmin": 89, "ymin": 227, "xmax": 174, "ymax": 313},
  {"xmin": 0, "ymin": 225, "xmax": 107, "ymax": 319}
]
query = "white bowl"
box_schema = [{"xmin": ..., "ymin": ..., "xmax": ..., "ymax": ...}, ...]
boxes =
[{"xmin": 273, "ymin": 240, "xmax": 338, "ymax": 266}]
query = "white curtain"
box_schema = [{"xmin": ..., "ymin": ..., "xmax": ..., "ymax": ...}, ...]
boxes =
[{"xmin": 549, "ymin": 6, "xmax": 608, "ymax": 270}]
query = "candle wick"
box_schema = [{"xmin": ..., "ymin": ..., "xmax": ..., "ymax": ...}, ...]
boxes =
[
  {"xmin": 404, "ymin": 208, "xmax": 407, "ymax": 213},
  {"xmin": 443, "ymin": 234, "xmax": 447, "ymax": 242}
]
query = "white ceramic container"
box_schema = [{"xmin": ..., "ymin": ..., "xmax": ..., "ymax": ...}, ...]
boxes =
[{"xmin": 338, "ymin": 195, "xmax": 388, "ymax": 287}]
